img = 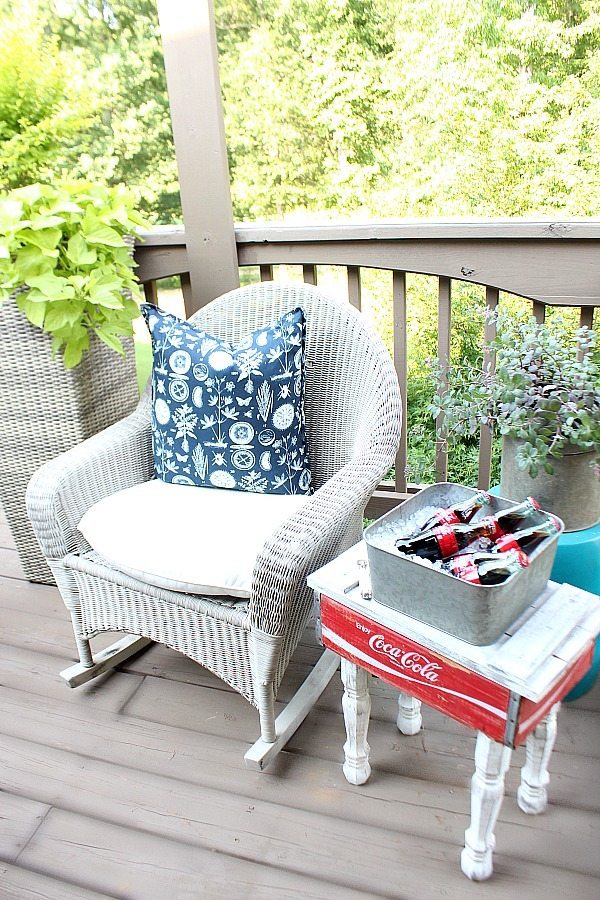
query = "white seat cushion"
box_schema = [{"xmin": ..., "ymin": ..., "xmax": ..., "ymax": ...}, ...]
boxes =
[{"xmin": 78, "ymin": 479, "xmax": 309, "ymax": 598}]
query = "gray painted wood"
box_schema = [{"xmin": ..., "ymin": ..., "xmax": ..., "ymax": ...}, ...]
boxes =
[
  {"xmin": 477, "ymin": 286, "xmax": 499, "ymax": 489},
  {"xmin": 0, "ymin": 862, "xmax": 114, "ymax": 900},
  {"xmin": 392, "ymin": 271, "xmax": 408, "ymax": 492},
  {"xmin": 156, "ymin": 0, "xmax": 239, "ymax": 311},
  {"xmin": 436, "ymin": 276, "xmax": 451, "ymax": 481},
  {"xmin": 136, "ymin": 221, "xmax": 600, "ymax": 308},
  {"xmin": 347, "ymin": 266, "xmax": 362, "ymax": 310},
  {"xmin": 0, "ymin": 793, "xmax": 49, "ymax": 862},
  {"xmin": 2, "ymin": 499, "xmax": 599, "ymax": 898},
  {"xmin": 17, "ymin": 807, "xmax": 371, "ymax": 900}
]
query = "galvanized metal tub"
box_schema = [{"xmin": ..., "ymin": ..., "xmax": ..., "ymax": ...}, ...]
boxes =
[{"xmin": 364, "ymin": 482, "xmax": 563, "ymax": 645}]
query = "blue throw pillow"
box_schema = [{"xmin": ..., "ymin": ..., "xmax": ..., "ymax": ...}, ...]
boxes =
[{"xmin": 140, "ymin": 304, "xmax": 313, "ymax": 495}]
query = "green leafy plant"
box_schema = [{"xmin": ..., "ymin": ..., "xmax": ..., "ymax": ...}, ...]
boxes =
[
  {"xmin": 431, "ymin": 311, "xmax": 600, "ymax": 478},
  {"xmin": 0, "ymin": 181, "xmax": 148, "ymax": 367}
]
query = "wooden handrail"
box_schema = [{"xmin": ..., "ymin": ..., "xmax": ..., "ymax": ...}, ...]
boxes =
[{"xmin": 134, "ymin": 221, "xmax": 600, "ymax": 513}]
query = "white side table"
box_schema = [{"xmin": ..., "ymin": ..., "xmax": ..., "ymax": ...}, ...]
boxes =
[{"xmin": 308, "ymin": 543, "xmax": 600, "ymax": 881}]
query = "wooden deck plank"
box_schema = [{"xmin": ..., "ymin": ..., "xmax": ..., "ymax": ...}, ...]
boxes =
[
  {"xmin": 0, "ymin": 861, "xmax": 116, "ymax": 900},
  {"xmin": 0, "ymin": 509, "xmax": 17, "ymax": 550},
  {"xmin": 0, "ymin": 575, "xmax": 65, "ymax": 617},
  {"xmin": 2, "ymin": 680, "xmax": 599, "ymax": 873},
  {"xmin": 17, "ymin": 807, "xmax": 378, "ymax": 900},
  {"xmin": 2, "ymin": 644, "xmax": 599, "ymax": 812},
  {"xmin": 2, "ymin": 720, "xmax": 600, "ymax": 884},
  {"xmin": 1, "ymin": 683, "xmax": 599, "ymax": 895},
  {"xmin": 0, "ymin": 547, "xmax": 25, "ymax": 580},
  {"xmin": 2, "ymin": 523, "xmax": 599, "ymax": 898},
  {"xmin": 0, "ymin": 793, "xmax": 49, "ymax": 862},
  {"xmin": 124, "ymin": 662, "xmax": 600, "ymax": 768},
  {"xmin": 0, "ymin": 644, "xmax": 145, "ymax": 715}
]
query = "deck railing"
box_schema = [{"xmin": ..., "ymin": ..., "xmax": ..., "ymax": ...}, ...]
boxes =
[{"xmin": 135, "ymin": 221, "xmax": 600, "ymax": 516}]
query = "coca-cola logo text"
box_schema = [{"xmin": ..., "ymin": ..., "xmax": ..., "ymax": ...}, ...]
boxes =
[{"xmin": 368, "ymin": 634, "xmax": 442, "ymax": 682}]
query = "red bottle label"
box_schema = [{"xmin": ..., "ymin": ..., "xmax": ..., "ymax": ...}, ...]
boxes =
[
  {"xmin": 495, "ymin": 534, "xmax": 520, "ymax": 553},
  {"xmin": 435, "ymin": 510, "xmax": 461, "ymax": 526},
  {"xmin": 478, "ymin": 516, "xmax": 504, "ymax": 539},
  {"xmin": 450, "ymin": 555, "xmax": 481, "ymax": 584},
  {"xmin": 434, "ymin": 525, "xmax": 460, "ymax": 557}
]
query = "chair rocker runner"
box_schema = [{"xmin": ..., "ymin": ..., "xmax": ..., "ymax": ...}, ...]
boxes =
[{"xmin": 26, "ymin": 282, "xmax": 402, "ymax": 769}]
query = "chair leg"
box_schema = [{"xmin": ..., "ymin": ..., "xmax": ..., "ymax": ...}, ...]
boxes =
[
  {"xmin": 75, "ymin": 634, "xmax": 94, "ymax": 668},
  {"xmin": 60, "ymin": 634, "xmax": 153, "ymax": 688},
  {"xmin": 245, "ymin": 649, "xmax": 339, "ymax": 771},
  {"xmin": 257, "ymin": 682, "xmax": 277, "ymax": 743}
]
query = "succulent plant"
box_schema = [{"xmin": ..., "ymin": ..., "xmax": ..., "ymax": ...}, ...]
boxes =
[{"xmin": 431, "ymin": 311, "xmax": 600, "ymax": 478}]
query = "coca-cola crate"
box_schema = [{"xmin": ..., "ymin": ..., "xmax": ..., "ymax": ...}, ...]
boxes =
[{"xmin": 364, "ymin": 483, "xmax": 563, "ymax": 645}]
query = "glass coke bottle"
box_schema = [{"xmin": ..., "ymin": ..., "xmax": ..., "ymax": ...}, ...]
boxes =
[
  {"xmin": 444, "ymin": 549, "xmax": 529, "ymax": 585},
  {"xmin": 492, "ymin": 497, "xmax": 542, "ymax": 535},
  {"xmin": 494, "ymin": 516, "xmax": 562, "ymax": 556},
  {"xmin": 395, "ymin": 518, "xmax": 503, "ymax": 561},
  {"xmin": 416, "ymin": 490, "xmax": 492, "ymax": 533}
]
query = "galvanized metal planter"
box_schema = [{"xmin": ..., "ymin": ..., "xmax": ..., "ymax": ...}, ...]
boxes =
[
  {"xmin": 500, "ymin": 436, "xmax": 600, "ymax": 533},
  {"xmin": 364, "ymin": 483, "xmax": 562, "ymax": 645},
  {"xmin": 0, "ymin": 299, "xmax": 139, "ymax": 583}
]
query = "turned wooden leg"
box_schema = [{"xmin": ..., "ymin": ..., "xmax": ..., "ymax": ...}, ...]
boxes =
[
  {"xmin": 461, "ymin": 732, "xmax": 512, "ymax": 881},
  {"xmin": 341, "ymin": 658, "xmax": 371, "ymax": 785},
  {"xmin": 397, "ymin": 692, "xmax": 422, "ymax": 735},
  {"xmin": 517, "ymin": 703, "xmax": 560, "ymax": 815}
]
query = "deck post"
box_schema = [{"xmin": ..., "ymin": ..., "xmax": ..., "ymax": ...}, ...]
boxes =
[{"xmin": 157, "ymin": 0, "xmax": 239, "ymax": 314}]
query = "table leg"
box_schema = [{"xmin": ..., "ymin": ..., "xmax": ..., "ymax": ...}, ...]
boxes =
[
  {"xmin": 517, "ymin": 702, "xmax": 560, "ymax": 815},
  {"xmin": 461, "ymin": 732, "xmax": 512, "ymax": 881},
  {"xmin": 341, "ymin": 658, "xmax": 371, "ymax": 785},
  {"xmin": 397, "ymin": 692, "xmax": 422, "ymax": 735}
]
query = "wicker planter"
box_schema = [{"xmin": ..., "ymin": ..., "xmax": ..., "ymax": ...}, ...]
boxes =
[
  {"xmin": 500, "ymin": 435, "xmax": 600, "ymax": 533},
  {"xmin": 0, "ymin": 298, "xmax": 139, "ymax": 583}
]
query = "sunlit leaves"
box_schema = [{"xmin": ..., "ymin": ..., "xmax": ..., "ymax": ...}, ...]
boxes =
[{"xmin": 0, "ymin": 179, "xmax": 148, "ymax": 367}]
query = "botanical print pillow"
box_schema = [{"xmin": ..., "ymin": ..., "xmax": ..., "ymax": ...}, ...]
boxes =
[{"xmin": 140, "ymin": 304, "xmax": 312, "ymax": 495}]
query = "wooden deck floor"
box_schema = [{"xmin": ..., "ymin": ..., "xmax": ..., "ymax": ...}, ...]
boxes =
[{"xmin": 1, "ymin": 508, "xmax": 599, "ymax": 899}]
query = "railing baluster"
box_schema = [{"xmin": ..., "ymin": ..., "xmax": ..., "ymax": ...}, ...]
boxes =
[
  {"xmin": 435, "ymin": 277, "xmax": 451, "ymax": 483},
  {"xmin": 143, "ymin": 280, "xmax": 159, "ymax": 305},
  {"xmin": 478, "ymin": 287, "xmax": 499, "ymax": 489},
  {"xmin": 347, "ymin": 266, "xmax": 362, "ymax": 310},
  {"xmin": 260, "ymin": 264, "xmax": 274, "ymax": 282},
  {"xmin": 532, "ymin": 301, "xmax": 546, "ymax": 323},
  {"xmin": 579, "ymin": 306, "xmax": 594, "ymax": 329},
  {"xmin": 180, "ymin": 272, "xmax": 193, "ymax": 316},
  {"xmin": 393, "ymin": 272, "xmax": 408, "ymax": 492},
  {"xmin": 302, "ymin": 265, "xmax": 317, "ymax": 285}
]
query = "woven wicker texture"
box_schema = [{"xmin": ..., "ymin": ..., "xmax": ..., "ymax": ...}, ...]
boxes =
[
  {"xmin": 1, "ymin": 298, "xmax": 139, "ymax": 582},
  {"xmin": 26, "ymin": 282, "xmax": 402, "ymax": 740}
]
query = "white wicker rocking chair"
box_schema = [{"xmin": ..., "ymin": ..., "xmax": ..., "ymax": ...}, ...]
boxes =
[{"xmin": 26, "ymin": 282, "xmax": 402, "ymax": 769}]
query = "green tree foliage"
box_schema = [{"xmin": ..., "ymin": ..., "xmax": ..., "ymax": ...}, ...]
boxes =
[
  {"xmin": 3, "ymin": 1, "xmax": 597, "ymax": 223},
  {"xmin": 217, "ymin": 0, "xmax": 600, "ymax": 220},
  {"xmin": 51, "ymin": 0, "xmax": 181, "ymax": 223},
  {"xmin": 2, "ymin": 0, "xmax": 598, "ymax": 482},
  {"xmin": 0, "ymin": 12, "xmax": 93, "ymax": 188}
]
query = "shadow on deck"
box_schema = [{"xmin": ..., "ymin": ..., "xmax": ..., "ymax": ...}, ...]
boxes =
[{"xmin": 0, "ymin": 504, "xmax": 598, "ymax": 899}]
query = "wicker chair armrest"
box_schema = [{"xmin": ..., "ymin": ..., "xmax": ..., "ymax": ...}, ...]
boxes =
[
  {"xmin": 249, "ymin": 452, "xmax": 384, "ymax": 636},
  {"xmin": 26, "ymin": 395, "xmax": 153, "ymax": 561}
]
